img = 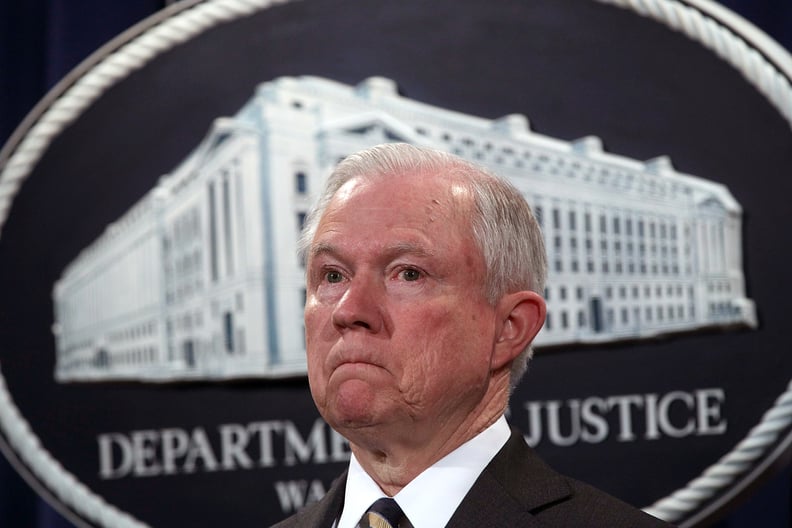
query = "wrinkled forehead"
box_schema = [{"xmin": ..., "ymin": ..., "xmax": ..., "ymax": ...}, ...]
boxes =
[
  {"xmin": 307, "ymin": 171, "xmax": 478, "ymax": 258},
  {"xmin": 306, "ymin": 170, "xmax": 489, "ymax": 287},
  {"xmin": 331, "ymin": 169, "xmax": 475, "ymax": 214}
]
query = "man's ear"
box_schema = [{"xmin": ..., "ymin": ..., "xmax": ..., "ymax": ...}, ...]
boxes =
[{"xmin": 492, "ymin": 291, "xmax": 546, "ymax": 371}]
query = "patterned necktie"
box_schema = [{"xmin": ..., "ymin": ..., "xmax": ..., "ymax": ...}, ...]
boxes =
[{"xmin": 357, "ymin": 497, "xmax": 405, "ymax": 528}]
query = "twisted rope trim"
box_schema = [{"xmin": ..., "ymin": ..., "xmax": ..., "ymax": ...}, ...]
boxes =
[
  {"xmin": 595, "ymin": 0, "xmax": 792, "ymax": 127},
  {"xmin": 0, "ymin": 370, "xmax": 144, "ymax": 528},
  {"xmin": 0, "ymin": 0, "xmax": 290, "ymax": 238},
  {"xmin": 0, "ymin": 0, "xmax": 789, "ymax": 526},
  {"xmin": 642, "ymin": 379, "xmax": 792, "ymax": 523},
  {"xmin": 592, "ymin": 1, "xmax": 792, "ymax": 522},
  {"xmin": 0, "ymin": 1, "xmax": 295, "ymax": 526}
]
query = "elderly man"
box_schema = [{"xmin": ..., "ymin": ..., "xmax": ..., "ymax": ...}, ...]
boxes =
[{"xmin": 274, "ymin": 143, "xmax": 671, "ymax": 527}]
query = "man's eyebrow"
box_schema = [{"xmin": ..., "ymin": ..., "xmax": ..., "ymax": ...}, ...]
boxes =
[
  {"xmin": 308, "ymin": 241, "xmax": 435, "ymax": 260},
  {"xmin": 382, "ymin": 242, "xmax": 435, "ymax": 259},
  {"xmin": 309, "ymin": 242, "xmax": 338, "ymax": 259}
]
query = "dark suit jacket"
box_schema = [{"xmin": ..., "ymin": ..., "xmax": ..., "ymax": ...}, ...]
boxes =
[{"xmin": 271, "ymin": 428, "xmax": 673, "ymax": 527}]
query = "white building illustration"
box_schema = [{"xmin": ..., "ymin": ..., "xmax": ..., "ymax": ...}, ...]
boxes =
[{"xmin": 51, "ymin": 76, "xmax": 757, "ymax": 382}]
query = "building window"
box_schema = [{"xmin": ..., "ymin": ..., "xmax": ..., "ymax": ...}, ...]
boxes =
[
  {"xmin": 223, "ymin": 312, "xmax": 234, "ymax": 353},
  {"xmin": 296, "ymin": 171, "xmax": 307, "ymax": 194},
  {"xmin": 184, "ymin": 340, "xmax": 195, "ymax": 366}
]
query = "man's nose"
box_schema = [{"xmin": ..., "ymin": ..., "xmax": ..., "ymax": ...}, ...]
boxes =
[{"xmin": 331, "ymin": 276, "xmax": 383, "ymax": 333}]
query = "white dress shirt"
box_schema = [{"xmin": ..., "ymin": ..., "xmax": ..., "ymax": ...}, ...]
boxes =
[{"xmin": 335, "ymin": 415, "xmax": 511, "ymax": 528}]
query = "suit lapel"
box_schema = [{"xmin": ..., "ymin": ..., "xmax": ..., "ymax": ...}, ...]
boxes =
[
  {"xmin": 446, "ymin": 428, "xmax": 572, "ymax": 527},
  {"xmin": 279, "ymin": 472, "xmax": 346, "ymax": 527}
]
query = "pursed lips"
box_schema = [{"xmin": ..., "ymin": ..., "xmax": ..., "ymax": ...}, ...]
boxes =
[{"xmin": 328, "ymin": 347, "xmax": 386, "ymax": 374}]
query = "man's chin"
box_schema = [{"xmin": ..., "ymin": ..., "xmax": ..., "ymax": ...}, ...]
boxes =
[{"xmin": 325, "ymin": 396, "xmax": 387, "ymax": 433}]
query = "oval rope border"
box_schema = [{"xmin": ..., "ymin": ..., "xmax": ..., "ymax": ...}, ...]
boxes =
[
  {"xmin": 0, "ymin": 0, "xmax": 790, "ymax": 526},
  {"xmin": 594, "ymin": 2, "xmax": 792, "ymax": 523}
]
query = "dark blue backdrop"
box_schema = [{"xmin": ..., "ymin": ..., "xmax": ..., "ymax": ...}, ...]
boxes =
[{"xmin": 0, "ymin": 1, "xmax": 790, "ymax": 526}]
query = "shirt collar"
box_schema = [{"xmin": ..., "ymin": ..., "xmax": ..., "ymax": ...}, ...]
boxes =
[{"xmin": 336, "ymin": 416, "xmax": 511, "ymax": 528}]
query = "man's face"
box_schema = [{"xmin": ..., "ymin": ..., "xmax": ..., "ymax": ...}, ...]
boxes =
[{"xmin": 304, "ymin": 171, "xmax": 503, "ymax": 448}]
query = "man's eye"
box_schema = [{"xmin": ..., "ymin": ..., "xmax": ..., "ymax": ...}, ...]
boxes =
[
  {"xmin": 401, "ymin": 268, "xmax": 421, "ymax": 281},
  {"xmin": 325, "ymin": 271, "xmax": 344, "ymax": 283}
]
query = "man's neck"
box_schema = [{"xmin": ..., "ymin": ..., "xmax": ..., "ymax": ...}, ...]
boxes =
[{"xmin": 347, "ymin": 388, "xmax": 509, "ymax": 496}]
